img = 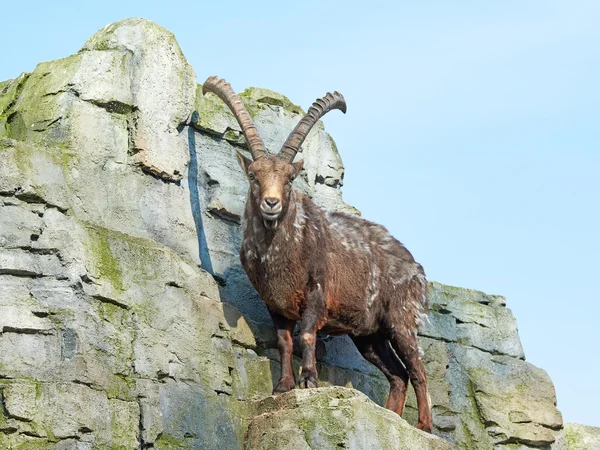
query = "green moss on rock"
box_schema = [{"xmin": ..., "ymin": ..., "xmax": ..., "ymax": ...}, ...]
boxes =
[
  {"xmin": 0, "ymin": 79, "xmax": 10, "ymax": 93},
  {"xmin": 0, "ymin": 73, "xmax": 30, "ymax": 119},
  {"xmin": 108, "ymin": 399, "xmax": 140, "ymax": 449},
  {"xmin": 85, "ymin": 225, "xmax": 124, "ymax": 291},
  {"xmin": 154, "ymin": 433, "xmax": 187, "ymax": 449},
  {"xmin": 564, "ymin": 423, "xmax": 600, "ymax": 450},
  {"xmin": 240, "ymin": 87, "xmax": 304, "ymax": 115},
  {"xmin": 0, "ymin": 435, "xmax": 51, "ymax": 450},
  {"xmin": 12, "ymin": 141, "xmax": 36, "ymax": 175}
]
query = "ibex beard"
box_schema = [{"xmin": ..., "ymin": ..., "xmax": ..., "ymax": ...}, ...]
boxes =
[{"xmin": 203, "ymin": 76, "xmax": 433, "ymax": 433}]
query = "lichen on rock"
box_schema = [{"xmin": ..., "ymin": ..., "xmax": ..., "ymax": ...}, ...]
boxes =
[{"xmin": 562, "ymin": 423, "xmax": 600, "ymax": 450}]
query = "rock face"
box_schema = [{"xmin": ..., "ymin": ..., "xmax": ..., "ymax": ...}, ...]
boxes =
[
  {"xmin": 0, "ymin": 18, "xmax": 571, "ymax": 450},
  {"xmin": 561, "ymin": 423, "xmax": 600, "ymax": 450}
]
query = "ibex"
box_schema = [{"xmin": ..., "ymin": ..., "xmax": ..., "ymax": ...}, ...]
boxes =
[{"xmin": 203, "ymin": 77, "xmax": 433, "ymax": 432}]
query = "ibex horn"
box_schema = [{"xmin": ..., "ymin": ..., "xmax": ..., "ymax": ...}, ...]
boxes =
[
  {"xmin": 278, "ymin": 91, "xmax": 346, "ymax": 163},
  {"xmin": 202, "ymin": 76, "xmax": 267, "ymax": 160}
]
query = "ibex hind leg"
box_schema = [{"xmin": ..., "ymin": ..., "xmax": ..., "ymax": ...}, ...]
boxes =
[
  {"xmin": 384, "ymin": 272, "xmax": 433, "ymax": 432},
  {"xmin": 351, "ymin": 334, "xmax": 410, "ymax": 415},
  {"xmin": 388, "ymin": 329, "xmax": 433, "ymax": 433}
]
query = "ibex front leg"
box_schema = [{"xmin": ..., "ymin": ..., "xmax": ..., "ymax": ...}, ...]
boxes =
[
  {"xmin": 298, "ymin": 279, "xmax": 326, "ymax": 389},
  {"xmin": 271, "ymin": 312, "xmax": 297, "ymax": 393}
]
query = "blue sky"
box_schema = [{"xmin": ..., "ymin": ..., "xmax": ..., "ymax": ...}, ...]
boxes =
[{"xmin": 2, "ymin": 0, "xmax": 599, "ymax": 426}]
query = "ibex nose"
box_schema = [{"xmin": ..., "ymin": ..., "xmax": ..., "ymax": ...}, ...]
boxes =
[{"xmin": 264, "ymin": 197, "xmax": 280, "ymax": 208}]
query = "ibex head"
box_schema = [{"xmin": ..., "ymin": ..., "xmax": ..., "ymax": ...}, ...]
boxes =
[
  {"xmin": 235, "ymin": 152, "xmax": 304, "ymax": 226},
  {"xmin": 202, "ymin": 76, "xmax": 346, "ymax": 227}
]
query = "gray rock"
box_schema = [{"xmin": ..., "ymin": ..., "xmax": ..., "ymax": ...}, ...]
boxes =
[
  {"xmin": 562, "ymin": 423, "xmax": 600, "ymax": 450},
  {"xmin": 0, "ymin": 249, "xmax": 63, "ymax": 277},
  {"xmin": 0, "ymin": 203, "xmax": 44, "ymax": 248},
  {"xmin": 0, "ymin": 284, "xmax": 54, "ymax": 334},
  {"xmin": 246, "ymin": 387, "xmax": 453, "ymax": 450},
  {"xmin": 423, "ymin": 281, "xmax": 525, "ymax": 358},
  {"xmin": 82, "ymin": 18, "xmax": 197, "ymax": 183},
  {"xmin": 0, "ymin": 141, "xmax": 70, "ymax": 212}
]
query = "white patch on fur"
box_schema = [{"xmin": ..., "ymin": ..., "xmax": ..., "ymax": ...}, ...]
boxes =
[
  {"xmin": 294, "ymin": 198, "xmax": 307, "ymax": 228},
  {"xmin": 327, "ymin": 212, "xmax": 371, "ymax": 253},
  {"xmin": 415, "ymin": 272, "xmax": 428, "ymax": 306},
  {"xmin": 266, "ymin": 244, "xmax": 283, "ymax": 266},
  {"xmin": 292, "ymin": 196, "xmax": 307, "ymax": 246},
  {"xmin": 366, "ymin": 265, "xmax": 380, "ymax": 308}
]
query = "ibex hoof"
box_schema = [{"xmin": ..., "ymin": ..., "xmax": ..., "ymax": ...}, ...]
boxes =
[
  {"xmin": 417, "ymin": 421, "xmax": 433, "ymax": 433},
  {"xmin": 298, "ymin": 372, "xmax": 318, "ymax": 389},
  {"xmin": 273, "ymin": 376, "xmax": 296, "ymax": 394}
]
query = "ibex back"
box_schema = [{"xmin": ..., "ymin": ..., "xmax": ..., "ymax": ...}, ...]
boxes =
[{"xmin": 203, "ymin": 76, "xmax": 433, "ymax": 432}]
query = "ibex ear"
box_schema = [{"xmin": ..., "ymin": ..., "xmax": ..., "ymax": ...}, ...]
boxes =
[
  {"xmin": 292, "ymin": 159, "xmax": 304, "ymax": 177},
  {"xmin": 236, "ymin": 151, "xmax": 253, "ymax": 175}
]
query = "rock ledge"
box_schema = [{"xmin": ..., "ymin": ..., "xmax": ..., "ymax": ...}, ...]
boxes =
[{"xmin": 245, "ymin": 387, "xmax": 453, "ymax": 450}]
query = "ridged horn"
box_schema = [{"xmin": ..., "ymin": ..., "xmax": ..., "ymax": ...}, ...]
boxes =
[
  {"xmin": 202, "ymin": 76, "xmax": 267, "ymax": 160},
  {"xmin": 279, "ymin": 91, "xmax": 346, "ymax": 163}
]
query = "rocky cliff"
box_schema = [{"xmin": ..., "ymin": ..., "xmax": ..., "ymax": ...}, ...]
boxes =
[{"xmin": 0, "ymin": 18, "xmax": 569, "ymax": 449}]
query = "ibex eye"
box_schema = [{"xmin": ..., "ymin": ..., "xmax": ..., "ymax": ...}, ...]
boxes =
[{"xmin": 248, "ymin": 173, "xmax": 256, "ymax": 181}]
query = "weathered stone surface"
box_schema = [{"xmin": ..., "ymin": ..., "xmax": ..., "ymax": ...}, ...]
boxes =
[
  {"xmin": 0, "ymin": 248, "xmax": 63, "ymax": 278},
  {"xmin": 0, "ymin": 141, "xmax": 70, "ymax": 212},
  {"xmin": 450, "ymin": 347, "xmax": 561, "ymax": 448},
  {"xmin": 561, "ymin": 423, "xmax": 600, "ymax": 450},
  {"xmin": 0, "ymin": 203, "xmax": 44, "ymax": 248},
  {"xmin": 0, "ymin": 22, "xmax": 200, "ymax": 264},
  {"xmin": 246, "ymin": 387, "xmax": 453, "ymax": 450},
  {"xmin": 391, "ymin": 282, "xmax": 563, "ymax": 449},
  {"xmin": 82, "ymin": 17, "xmax": 197, "ymax": 182},
  {"xmin": 0, "ymin": 16, "xmax": 572, "ymax": 450}
]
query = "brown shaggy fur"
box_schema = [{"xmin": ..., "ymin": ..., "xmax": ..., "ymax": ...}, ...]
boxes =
[{"xmin": 237, "ymin": 153, "xmax": 433, "ymax": 432}]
